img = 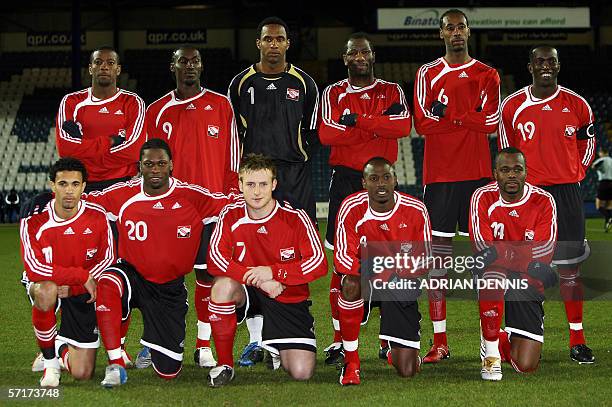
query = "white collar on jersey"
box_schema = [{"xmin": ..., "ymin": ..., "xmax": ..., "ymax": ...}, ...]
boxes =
[
  {"xmin": 487, "ymin": 183, "xmax": 534, "ymax": 217},
  {"xmin": 526, "ymin": 85, "xmax": 561, "ymax": 104},
  {"xmin": 35, "ymin": 199, "xmax": 85, "ymax": 240}
]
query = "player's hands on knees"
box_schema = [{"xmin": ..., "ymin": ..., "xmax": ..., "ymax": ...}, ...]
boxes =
[
  {"xmin": 258, "ymin": 280, "xmax": 285, "ymax": 299},
  {"xmin": 62, "ymin": 120, "xmax": 83, "ymax": 139},
  {"xmin": 84, "ymin": 275, "xmax": 97, "ymax": 303},
  {"xmin": 527, "ymin": 261, "xmax": 558, "ymax": 289},
  {"xmin": 243, "ymin": 266, "xmax": 273, "ymax": 286},
  {"xmin": 57, "ymin": 285, "xmax": 71, "ymax": 299}
]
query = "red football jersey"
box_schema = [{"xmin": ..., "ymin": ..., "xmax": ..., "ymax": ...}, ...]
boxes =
[
  {"xmin": 469, "ymin": 182, "xmax": 557, "ymax": 272},
  {"xmin": 56, "ymin": 88, "xmax": 146, "ymax": 182},
  {"xmin": 208, "ymin": 200, "xmax": 328, "ymax": 303},
  {"xmin": 145, "ymin": 88, "xmax": 240, "ymax": 193},
  {"xmin": 335, "ymin": 191, "xmax": 432, "ymax": 276},
  {"xmin": 498, "ymin": 86, "xmax": 596, "ymax": 185},
  {"xmin": 414, "ymin": 58, "xmax": 500, "ymax": 184},
  {"xmin": 319, "ymin": 79, "xmax": 412, "ymax": 171},
  {"xmin": 20, "ymin": 200, "xmax": 115, "ymax": 285},
  {"xmin": 86, "ymin": 178, "xmax": 232, "ymax": 284}
]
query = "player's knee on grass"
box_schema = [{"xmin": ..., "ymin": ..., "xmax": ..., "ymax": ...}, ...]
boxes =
[
  {"xmin": 281, "ymin": 350, "xmax": 315, "ymax": 381},
  {"xmin": 70, "ymin": 360, "xmax": 95, "ymax": 380},
  {"xmin": 151, "ymin": 349, "xmax": 182, "ymax": 380},
  {"xmin": 341, "ymin": 275, "xmax": 361, "ymax": 302},
  {"xmin": 510, "ymin": 338, "xmax": 541, "ymax": 373},
  {"xmin": 211, "ymin": 276, "xmax": 243, "ymax": 303},
  {"xmin": 68, "ymin": 347, "xmax": 97, "ymax": 380},
  {"xmin": 512, "ymin": 354, "xmax": 540, "ymax": 373},
  {"xmin": 391, "ymin": 348, "xmax": 419, "ymax": 378},
  {"xmin": 32, "ymin": 281, "xmax": 58, "ymax": 312}
]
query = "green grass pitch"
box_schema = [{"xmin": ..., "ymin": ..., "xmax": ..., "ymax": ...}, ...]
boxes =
[{"xmin": 0, "ymin": 219, "xmax": 611, "ymax": 406}]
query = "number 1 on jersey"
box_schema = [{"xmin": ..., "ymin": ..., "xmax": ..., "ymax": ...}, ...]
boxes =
[{"xmin": 247, "ymin": 87, "xmax": 255, "ymax": 105}]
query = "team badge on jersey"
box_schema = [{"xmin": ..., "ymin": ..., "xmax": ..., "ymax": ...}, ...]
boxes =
[
  {"xmin": 286, "ymin": 88, "xmax": 300, "ymax": 101},
  {"xmin": 86, "ymin": 248, "xmax": 98, "ymax": 260},
  {"xmin": 207, "ymin": 125, "xmax": 219, "ymax": 138},
  {"xmin": 177, "ymin": 225, "xmax": 191, "ymax": 238},
  {"xmin": 564, "ymin": 125, "xmax": 577, "ymax": 137},
  {"xmin": 280, "ymin": 247, "xmax": 295, "ymax": 261},
  {"xmin": 524, "ymin": 229, "xmax": 535, "ymax": 241},
  {"xmin": 400, "ymin": 242, "xmax": 413, "ymax": 254}
]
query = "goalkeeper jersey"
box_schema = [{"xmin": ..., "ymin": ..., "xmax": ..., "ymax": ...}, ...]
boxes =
[{"xmin": 228, "ymin": 63, "xmax": 319, "ymax": 163}]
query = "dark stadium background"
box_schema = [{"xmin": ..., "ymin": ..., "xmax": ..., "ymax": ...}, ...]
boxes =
[{"xmin": 0, "ymin": 0, "xmax": 609, "ymax": 221}]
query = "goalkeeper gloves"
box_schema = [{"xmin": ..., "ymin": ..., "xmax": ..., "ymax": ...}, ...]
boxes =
[
  {"xmin": 430, "ymin": 101, "xmax": 447, "ymax": 117},
  {"xmin": 383, "ymin": 103, "xmax": 405, "ymax": 116},
  {"xmin": 338, "ymin": 113, "xmax": 358, "ymax": 127},
  {"xmin": 62, "ymin": 120, "xmax": 83, "ymax": 139}
]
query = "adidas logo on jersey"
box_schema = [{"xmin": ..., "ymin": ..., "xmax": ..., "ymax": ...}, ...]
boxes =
[
  {"xmin": 186, "ymin": 103, "xmax": 196, "ymax": 110},
  {"xmin": 360, "ymin": 93, "xmax": 370, "ymax": 100},
  {"xmin": 172, "ymin": 202, "xmax": 182, "ymax": 209},
  {"xmin": 458, "ymin": 71, "xmax": 469, "ymax": 78},
  {"xmin": 83, "ymin": 228, "xmax": 93, "ymax": 235},
  {"xmin": 96, "ymin": 304, "xmax": 110, "ymax": 312},
  {"xmin": 379, "ymin": 223, "xmax": 390, "ymax": 231},
  {"xmin": 257, "ymin": 226, "xmax": 268, "ymax": 234},
  {"xmin": 562, "ymin": 107, "xmax": 571, "ymax": 113},
  {"xmin": 209, "ymin": 313, "xmax": 221, "ymax": 322},
  {"xmin": 399, "ymin": 223, "xmax": 407, "ymax": 229},
  {"xmin": 114, "ymin": 109, "xmax": 124, "ymax": 115},
  {"xmin": 204, "ymin": 104, "xmax": 213, "ymax": 110},
  {"xmin": 98, "ymin": 107, "xmax": 109, "ymax": 114},
  {"xmin": 153, "ymin": 201, "xmax": 164, "ymax": 209},
  {"xmin": 63, "ymin": 227, "xmax": 75, "ymax": 235},
  {"xmin": 509, "ymin": 210, "xmax": 519, "ymax": 218},
  {"xmin": 266, "ymin": 83, "xmax": 277, "ymax": 90},
  {"xmin": 542, "ymin": 104, "xmax": 552, "ymax": 111}
]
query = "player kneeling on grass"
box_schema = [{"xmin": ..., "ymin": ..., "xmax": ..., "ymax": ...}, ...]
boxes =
[
  {"xmin": 469, "ymin": 147, "xmax": 558, "ymax": 381},
  {"xmin": 206, "ymin": 154, "xmax": 327, "ymax": 387},
  {"xmin": 20, "ymin": 158, "xmax": 115, "ymax": 387},
  {"xmin": 334, "ymin": 157, "xmax": 432, "ymax": 385},
  {"xmin": 86, "ymin": 139, "xmax": 235, "ymax": 387}
]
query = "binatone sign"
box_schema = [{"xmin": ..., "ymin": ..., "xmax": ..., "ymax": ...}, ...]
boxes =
[{"xmin": 377, "ymin": 7, "xmax": 590, "ymax": 30}]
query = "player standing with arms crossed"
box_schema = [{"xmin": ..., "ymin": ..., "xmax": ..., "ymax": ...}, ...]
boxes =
[
  {"xmin": 413, "ymin": 9, "xmax": 500, "ymax": 362},
  {"xmin": 56, "ymin": 46, "xmax": 145, "ymax": 192},
  {"xmin": 142, "ymin": 45, "xmax": 240, "ymax": 369},
  {"xmin": 498, "ymin": 45, "xmax": 596, "ymax": 363},
  {"xmin": 319, "ymin": 32, "xmax": 412, "ymax": 363},
  {"xmin": 228, "ymin": 16, "xmax": 319, "ymax": 365}
]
